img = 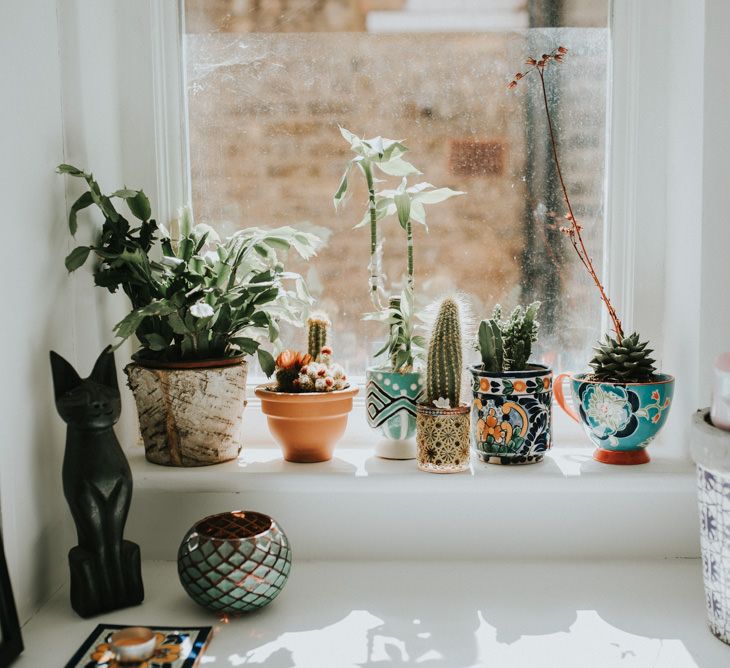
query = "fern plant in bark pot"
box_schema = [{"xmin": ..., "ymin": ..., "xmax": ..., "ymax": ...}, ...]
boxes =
[
  {"xmin": 58, "ymin": 165, "xmax": 320, "ymax": 466},
  {"xmin": 508, "ymin": 48, "xmax": 674, "ymax": 464},
  {"xmin": 416, "ymin": 298, "xmax": 471, "ymax": 474},
  {"xmin": 255, "ymin": 314, "xmax": 358, "ymax": 463},
  {"xmin": 470, "ymin": 302, "xmax": 553, "ymax": 465}
]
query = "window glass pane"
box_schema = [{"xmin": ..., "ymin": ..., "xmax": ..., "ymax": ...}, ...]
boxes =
[{"xmin": 183, "ymin": 1, "xmax": 609, "ymax": 379}]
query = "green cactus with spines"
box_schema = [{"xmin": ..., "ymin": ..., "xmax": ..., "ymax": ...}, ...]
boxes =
[
  {"xmin": 307, "ymin": 312, "xmax": 330, "ymax": 361},
  {"xmin": 426, "ymin": 298, "xmax": 463, "ymax": 408},
  {"xmin": 477, "ymin": 301, "xmax": 540, "ymax": 372}
]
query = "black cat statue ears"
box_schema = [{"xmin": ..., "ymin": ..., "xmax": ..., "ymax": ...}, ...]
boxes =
[{"xmin": 49, "ymin": 346, "xmax": 118, "ymax": 399}]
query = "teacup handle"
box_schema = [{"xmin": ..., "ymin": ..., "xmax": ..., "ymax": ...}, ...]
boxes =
[{"xmin": 554, "ymin": 372, "xmax": 580, "ymax": 423}]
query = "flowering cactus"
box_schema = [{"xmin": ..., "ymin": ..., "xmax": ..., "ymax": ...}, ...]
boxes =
[{"xmin": 274, "ymin": 346, "xmax": 348, "ymax": 393}]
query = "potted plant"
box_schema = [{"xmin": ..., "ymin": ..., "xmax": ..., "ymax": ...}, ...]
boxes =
[
  {"xmin": 58, "ymin": 164, "xmax": 320, "ymax": 466},
  {"xmin": 470, "ymin": 302, "xmax": 552, "ymax": 465},
  {"xmin": 334, "ymin": 129, "xmax": 463, "ymax": 458},
  {"xmin": 416, "ymin": 298, "xmax": 471, "ymax": 474},
  {"xmin": 508, "ymin": 49, "xmax": 674, "ymax": 464},
  {"xmin": 691, "ymin": 406, "xmax": 730, "ymax": 645},
  {"xmin": 255, "ymin": 314, "xmax": 358, "ymax": 463}
]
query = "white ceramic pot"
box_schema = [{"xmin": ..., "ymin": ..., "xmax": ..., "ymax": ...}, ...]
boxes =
[{"xmin": 691, "ymin": 408, "xmax": 730, "ymax": 645}]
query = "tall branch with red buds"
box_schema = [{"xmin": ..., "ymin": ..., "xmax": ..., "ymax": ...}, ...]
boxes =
[{"xmin": 508, "ymin": 46, "xmax": 624, "ymax": 341}]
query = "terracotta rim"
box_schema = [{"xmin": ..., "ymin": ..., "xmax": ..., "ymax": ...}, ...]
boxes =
[
  {"xmin": 193, "ymin": 510, "xmax": 273, "ymax": 541},
  {"xmin": 254, "ymin": 383, "xmax": 359, "ymax": 401},
  {"xmin": 417, "ymin": 402, "xmax": 469, "ymax": 416},
  {"xmin": 469, "ymin": 363, "xmax": 551, "ymax": 378},
  {"xmin": 593, "ymin": 448, "xmax": 650, "ymax": 465},
  {"xmin": 132, "ymin": 354, "xmax": 246, "ymax": 370},
  {"xmin": 569, "ymin": 372, "xmax": 675, "ymax": 386}
]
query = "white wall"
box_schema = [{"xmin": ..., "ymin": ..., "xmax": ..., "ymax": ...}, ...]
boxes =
[
  {"xmin": 0, "ymin": 0, "xmax": 158, "ymax": 623},
  {"xmin": 0, "ymin": 0, "xmax": 78, "ymax": 623}
]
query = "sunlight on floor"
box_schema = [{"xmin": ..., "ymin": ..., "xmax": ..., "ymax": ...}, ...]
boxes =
[{"xmin": 222, "ymin": 608, "xmax": 698, "ymax": 667}]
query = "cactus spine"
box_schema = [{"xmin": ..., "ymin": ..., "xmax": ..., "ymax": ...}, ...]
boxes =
[
  {"xmin": 426, "ymin": 298, "xmax": 462, "ymax": 408},
  {"xmin": 307, "ymin": 313, "xmax": 330, "ymax": 361}
]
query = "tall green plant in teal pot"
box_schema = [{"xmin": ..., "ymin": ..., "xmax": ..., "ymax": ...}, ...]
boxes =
[
  {"xmin": 471, "ymin": 302, "xmax": 553, "ymax": 465},
  {"xmin": 335, "ymin": 132, "xmax": 464, "ymax": 460}
]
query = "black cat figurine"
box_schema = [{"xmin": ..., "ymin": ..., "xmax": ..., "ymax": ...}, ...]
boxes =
[{"xmin": 50, "ymin": 346, "xmax": 144, "ymax": 618}]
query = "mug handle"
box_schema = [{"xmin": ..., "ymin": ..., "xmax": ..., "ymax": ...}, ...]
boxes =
[{"xmin": 554, "ymin": 372, "xmax": 580, "ymax": 423}]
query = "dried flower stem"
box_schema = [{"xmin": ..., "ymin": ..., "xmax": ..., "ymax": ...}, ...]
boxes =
[{"xmin": 510, "ymin": 47, "xmax": 624, "ymax": 340}]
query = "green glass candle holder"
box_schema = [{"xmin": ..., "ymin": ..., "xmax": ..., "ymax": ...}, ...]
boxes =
[{"xmin": 177, "ymin": 510, "xmax": 291, "ymax": 614}]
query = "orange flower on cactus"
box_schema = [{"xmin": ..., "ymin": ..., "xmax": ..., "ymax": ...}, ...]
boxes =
[{"xmin": 275, "ymin": 349, "xmax": 312, "ymax": 370}]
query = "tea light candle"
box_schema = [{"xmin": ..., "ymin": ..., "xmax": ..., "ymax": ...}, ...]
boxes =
[
  {"xmin": 711, "ymin": 353, "xmax": 730, "ymax": 431},
  {"xmin": 110, "ymin": 626, "xmax": 157, "ymax": 663}
]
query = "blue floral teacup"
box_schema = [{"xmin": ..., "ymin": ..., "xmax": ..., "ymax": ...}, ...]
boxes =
[{"xmin": 555, "ymin": 372, "xmax": 675, "ymax": 464}]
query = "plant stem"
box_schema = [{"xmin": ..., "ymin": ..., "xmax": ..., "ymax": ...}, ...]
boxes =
[
  {"xmin": 365, "ymin": 163, "xmax": 385, "ymax": 310},
  {"xmin": 406, "ymin": 217, "xmax": 414, "ymax": 294},
  {"xmin": 537, "ymin": 68, "xmax": 624, "ymax": 341}
]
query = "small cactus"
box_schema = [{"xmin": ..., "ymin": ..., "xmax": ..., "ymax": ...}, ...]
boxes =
[
  {"xmin": 478, "ymin": 302, "xmax": 540, "ymax": 372},
  {"xmin": 426, "ymin": 298, "xmax": 463, "ymax": 408},
  {"xmin": 307, "ymin": 312, "xmax": 330, "ymax": 361},
  {"xmin": 589, "ymin": 332, "xmax": 656, "ymax": 382}
]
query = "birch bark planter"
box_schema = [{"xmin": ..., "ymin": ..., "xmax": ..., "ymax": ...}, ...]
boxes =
[
  {"xmin": 255, "ymin": 385, "xmax": 358, "ymax": 463},
  {"xmin": 124, "ymin": 357, "xmax": 247, "ymax": 467},
  {"xmin": 691, "ymin": 408, "xmax": 730, "ymax": 645},
  {"xmin": 416, "ymin": 404, "xmax": 470, "ymax": 473}
]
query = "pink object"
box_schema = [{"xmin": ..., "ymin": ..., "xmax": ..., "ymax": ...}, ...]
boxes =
[{"xmin": 711, "ymin": 353, "xmax": 730, "ymax": 431}]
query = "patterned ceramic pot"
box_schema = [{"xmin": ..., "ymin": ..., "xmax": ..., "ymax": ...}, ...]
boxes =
[
  {"xmin": 691, "ymin": 408, "xmax": 730, "ymax": 645},
  {"xmin": 469, "ymin": 364, "xmax": 553, "ymax": 465},
  {"xmin": 416, "ymin": 404, "xmax": 470, "ymax": 473},
  {"xmin": 366, "ymin": 367, "xmax": 424, "ymax": 458},
  {"xmin": 555, "ymin": 372, "xmax": 675, "ymax": 464},
  {"xmin": 178, "ymin": 510, "xmax": 291, "ymax": 614}
]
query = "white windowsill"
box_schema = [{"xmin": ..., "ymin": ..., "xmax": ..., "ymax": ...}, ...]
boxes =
[{"xmin": 17, "ymin": 559, "xmax": 728, "ymax": 667}]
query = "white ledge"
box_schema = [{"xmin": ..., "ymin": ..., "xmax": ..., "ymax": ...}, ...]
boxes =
[{"xmin": 126, "ymin": 445, "xmax": 700, "ymax": 562}]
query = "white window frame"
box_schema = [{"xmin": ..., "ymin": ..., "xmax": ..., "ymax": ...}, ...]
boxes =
[{"xmin": 145, "ymin": 0, "xmax": 708, "ymax": 456}]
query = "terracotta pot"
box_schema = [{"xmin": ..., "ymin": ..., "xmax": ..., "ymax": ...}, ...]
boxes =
[
  {"xmin": 255, "ymin": 384, "xmax": 359, "ymax": 463},
  {"xmin": 416, "ymin": 403, "xmax": 471, "ymax": 473},
  {"xmin": 125, "ymin": 359, "xmax": 248, "ymax": 466}
]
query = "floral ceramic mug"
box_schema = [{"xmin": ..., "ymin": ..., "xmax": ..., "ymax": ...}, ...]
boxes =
[{"xmin": 554, "ymin": 372, "xmax": 675, "ymax": 464}]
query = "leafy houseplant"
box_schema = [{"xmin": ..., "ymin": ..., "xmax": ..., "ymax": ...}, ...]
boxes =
[
  {"xmin": 255, "ymin": 315, "xmax": 358, "ymax": 463},
  {"xmin": 508, "ymin": 49, "xmax": 674, "ymax": 464},
  {"xmin": 334, "ymin": 130, "xmax": 463, "ymax": 458},
  {"xmin": 471, "ymin": 302, "xmax": 553, "ymax": 465},
  {"xmin": 58, "ymin": 164, "xmax": 320, "ymax": 466},
  {"xmin": 416, "ymin": 298, "xmax": 471, "ymax": 474}
]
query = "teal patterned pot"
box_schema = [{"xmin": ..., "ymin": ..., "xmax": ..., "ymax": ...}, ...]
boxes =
[
  {"xmin": 366, "ymin": 367, "xmax": 424, "ymax": 442},
  {"xmin": 178, "ymin": 510, "xmax": 291, "ymax": 614},
  {"xmin": 555, "ymin": 372, "xmax": 675, "ymax": 464},
  {"xmin": 469, "ymin": 364, "xmax": 553, "ymax": 465}
]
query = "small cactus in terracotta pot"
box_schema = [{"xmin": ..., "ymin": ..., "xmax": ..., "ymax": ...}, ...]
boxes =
[
  {"xmin": 255, "ymin": 314, "xmax": 358, "ymax": 463},
  {"xmin": 416, "ymin": 298, "xmax": 470, "ymax": 473}
]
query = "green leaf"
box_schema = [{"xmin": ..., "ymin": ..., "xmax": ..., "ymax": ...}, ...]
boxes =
[
  {"xmin": 333, "ymin": 164, "xmax": 351, "ymax": 209},
  {"xmin": 56, "ymin": 164, "xmax": 85, "ymax": 176},
  {"xmin": 144, "ymin": 333, "xmax": 168, "ymax": 351},
  {"xmin": 112, "ymin": 189, "xmax": 152, "ymax": 221},
  {"xmin": 394, "ymin": 192, "xmax": 411, "ymax": 230},
  {"xmin": 64, "ymin": 245, "xmax": 91, "ymax": 272},
  {"xmin": 231, "ymin": 337, "xmax": 259, "ymax": 355},
  {"xmin": 257, "ymin": 348, "xmax": 276, "ymax": 377},
  {"xmin": 375, "ymin": 156, "xmax": 420, "ymax": 177},
  {"xmin": 412, "ymin": 187, "xmax": 465, "ymax": 204},
  {"xmin": 68, "ymin": 191, "xmax": 94, "ymax": 235}
]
